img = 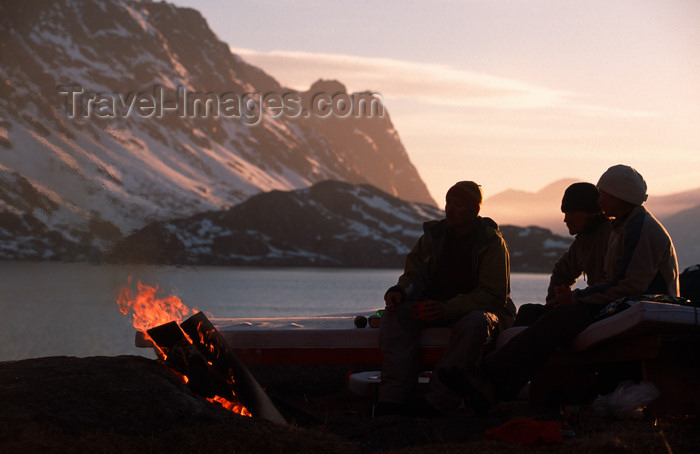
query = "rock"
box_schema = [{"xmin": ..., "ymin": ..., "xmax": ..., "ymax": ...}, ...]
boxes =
[{"xmin": 0, "ymin": 355, "xmax": 253, "ymax": 437}]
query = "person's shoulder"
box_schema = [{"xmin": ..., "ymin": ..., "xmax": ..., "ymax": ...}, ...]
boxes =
[
  {"xmin": 622, "ymin": 206, "xmax": 674, "ymax": 242},
  {"xmin": 479, "ymin": 216, "xmax": 499, "ymax": 230},
  {"xmin": 424, "ymin": 219, "xmax": 443, "ymax": 228},
  {"xmin": 638, "ymin": 206, "xmax": 674, "ymax": 239},
  {"xmin": 478, "ymin": 216, "xmax": 504, "ymax": 242},
  {"xmin": 626, "ymin": 206, "xmax": 657, "ymax": 231}
]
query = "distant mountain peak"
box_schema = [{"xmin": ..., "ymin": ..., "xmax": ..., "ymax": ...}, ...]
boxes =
[
  {"xmin": 487, "ymin": 178, "xmax": 579, "ymax": 202},
  {"xmin": 306, "ymin": 79, "xmax": 348, "ymax": 95},
  {"xmin": 536, "ymin": 178, "xmax": 580, "ymax": 195}
]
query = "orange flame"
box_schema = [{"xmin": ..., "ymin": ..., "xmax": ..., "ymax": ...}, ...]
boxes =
[
  {"xmin": 117, "ymin": 277, "xmax": 252, "ymax": 418},
  {"xmin": 208, "ymin": 396, "xmax": 253, "ymax": 417},
  {"xmin": 117, "ymin": 276, "xmax": 196, "ymax": 333}
]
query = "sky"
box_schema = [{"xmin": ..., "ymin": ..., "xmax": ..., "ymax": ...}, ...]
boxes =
[{"xmin": 171, "ymin": 0, "xmax": 699, "ymax": 207}]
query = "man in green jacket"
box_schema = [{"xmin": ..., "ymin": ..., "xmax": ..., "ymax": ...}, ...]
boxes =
[{"xmin": 376, "ymin": 181, "xmax": 515, "ymax": 417}]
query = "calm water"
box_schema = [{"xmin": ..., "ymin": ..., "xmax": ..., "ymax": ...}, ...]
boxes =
[{"xmin": 0, "ymin": 262, "xmax": 550, "ymax": 362}]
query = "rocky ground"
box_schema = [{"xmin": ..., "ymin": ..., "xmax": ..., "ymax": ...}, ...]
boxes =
[{"xmin": 1, "ymin": 355, "xmax": 698, "ymax": 453}]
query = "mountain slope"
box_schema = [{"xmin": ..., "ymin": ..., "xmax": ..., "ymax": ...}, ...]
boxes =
[
  {"xmin": 482, "ymin": 178, "xmax": 578, "ymax": 236},
  {"xmin": 109, "ymin": 181, "xmax": 572, "ymax": 272},
  {"xmin": 663, "ymin": 204, "xmax": 700, "ymax": 270},
  {"xmin": 0, "ymin": 0, "xmax": 433, "ymax": 258}
]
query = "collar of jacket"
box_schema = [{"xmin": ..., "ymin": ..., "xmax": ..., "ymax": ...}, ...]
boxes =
[
  {"xmin": 610, "ymin": 205, "xmax": 647, "ymax": 230},
  {"xmin": 423, "ymin": 216, "xmax": 501, "ymax": 251}
]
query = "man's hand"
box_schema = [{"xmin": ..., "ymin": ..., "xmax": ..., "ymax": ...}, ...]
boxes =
[
  {"xmin": 384, "ymin": 290, "xmax": 403, "ymax": 311},
  {"xmin": 546, "ymin": 285, "xmax": 574, "ymax": 308},
  {"xmin": 412, "ymin": 300, "xmax": 444, "ymax": 321}
]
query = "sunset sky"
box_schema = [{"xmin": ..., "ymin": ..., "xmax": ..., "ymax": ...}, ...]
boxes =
[{"xmin": 172, "ymin": 0, "xmax": 699, "ymax": 206}]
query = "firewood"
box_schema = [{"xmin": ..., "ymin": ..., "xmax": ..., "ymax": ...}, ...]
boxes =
[{"xmin": 180, "ymin": 312, "xmax": 286, "ymax": 424}]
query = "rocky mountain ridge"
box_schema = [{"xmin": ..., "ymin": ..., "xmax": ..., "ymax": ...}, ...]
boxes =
[
  {"xmin": 0, "ymin": 0, "xmax": 433, "ymax": 259},
  {"xmin": 109, "ymin": 180, "xmax": 572, "ymax": 272}
]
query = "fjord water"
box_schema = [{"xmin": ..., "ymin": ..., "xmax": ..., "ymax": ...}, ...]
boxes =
[{"xmin": 0, "ymin": 262, "xmax": 549, "ymax": 362}]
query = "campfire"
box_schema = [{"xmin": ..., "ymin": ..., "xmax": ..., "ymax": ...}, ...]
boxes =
[{"xmin": 117, "ymin": 277, "xmax": 285, "ymax": 424}]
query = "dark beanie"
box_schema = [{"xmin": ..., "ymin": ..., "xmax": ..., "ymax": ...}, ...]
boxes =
[
  {"xmin": 561, "ymin": 182, "xmax": 601, "ymax": 213},
  {"xmin": 446, "ymin": 181, "xmax": 482, "ymax": 210}
]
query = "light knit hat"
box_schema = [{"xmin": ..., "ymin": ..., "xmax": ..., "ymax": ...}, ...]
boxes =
[{"xmin": 596, "ymin": 164, "xmax": 648, "ymax": 206}]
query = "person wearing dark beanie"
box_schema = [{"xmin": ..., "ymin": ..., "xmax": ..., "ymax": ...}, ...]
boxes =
[
  {"xmin": 376, "ymin": 181, "xmax": 514, "ymax": 417},
  {"xmin": 560, "ymin": 182, "xmax": 602, "ymax": 214},
  {"xmin": 514, "ymin": 182, "xmax": 612, "ymax": 326},
  {"xmin": 550, "ymin": 182, "xmax": 612, "ymax": 300}
]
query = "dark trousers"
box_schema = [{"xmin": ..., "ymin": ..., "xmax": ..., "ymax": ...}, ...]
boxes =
[
  {"xmin": 484, "ymin": 303, "xmax": 600, "ymax": 401},
  {"xmin": 379, "ymin": 302, "xmax": 499, "ymax": 414}
]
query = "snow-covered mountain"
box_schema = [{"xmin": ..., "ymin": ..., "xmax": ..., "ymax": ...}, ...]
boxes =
[
  {"xmin": 0, "ymin": 0, "xmax": 433, "ymax": 259},
  {"xmin": 109, "ymin": 180, "xmax": 572, "ymax": 272}
]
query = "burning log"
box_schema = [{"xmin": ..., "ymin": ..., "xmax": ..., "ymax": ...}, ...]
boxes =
[
  {"xmin": 146, "ymin": 321, "xmax": 224, "ymax": 399},
  {"xmin": 118, "ymin": 278, "xmax": 285, "ymax": 424},
  {"xmin": 179, "ymin": 312, "xmax": 286, "ymax": 425},
  {"xmin": 145, "ymin": 312, "xmax": 286, "ymax": 425}
]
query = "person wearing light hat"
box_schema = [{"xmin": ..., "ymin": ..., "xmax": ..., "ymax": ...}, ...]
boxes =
[
  {"xmin": 577, "ymin": 164, "xmax": 679, "ymax": 305},
  {"xmin": 440, "ymin": 165, "xmax": 679, "ymax": 415},
  {"xmin": 596, "ymin": 163, "xmax": 648, "ymax": 207},
  {"xmin": 376, "ymin": 181, "xmax": 515, "ymax": 417},
  {"xmin": 514, "ymin": 182, "xmax": 613, "ymax": 326}
]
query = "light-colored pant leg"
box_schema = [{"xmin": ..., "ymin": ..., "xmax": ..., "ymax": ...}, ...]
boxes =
[{"xmin": 424, "ymin": 311, "xmax": 499, "ymax": 414}]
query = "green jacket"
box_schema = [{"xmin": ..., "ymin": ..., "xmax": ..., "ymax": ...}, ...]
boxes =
[{"xmin": 391, "ymin": 217, "xmax": 515, "ymax": 332}]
